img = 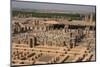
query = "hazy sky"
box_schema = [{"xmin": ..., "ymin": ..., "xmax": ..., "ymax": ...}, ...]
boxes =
[{"xmin": 12, "ymin": 1, "xmax": 96, "ymax": 14}]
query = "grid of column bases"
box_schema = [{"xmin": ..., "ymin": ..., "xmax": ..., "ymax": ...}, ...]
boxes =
[{"xmin": 12, "ymin": 12, "xmax": 96, "ymax": 65}]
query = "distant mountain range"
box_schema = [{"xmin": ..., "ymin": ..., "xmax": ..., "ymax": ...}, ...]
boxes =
[{"xmin": 12, "ymin": 8, "xmax": 95, "ymax": 15}]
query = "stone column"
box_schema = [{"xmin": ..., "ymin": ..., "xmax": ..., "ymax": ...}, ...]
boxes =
[
  {"xmin": 90, "ymin": 14, "xmax": 93, "ymax": 23},
  {"xmin": 64, "ymin": 25, "xmax": 68, "ymax": 33},
  {"xmin": 85, "ymin": 15, "xmax": 89, "ymax": 22},
  {"xmin": 28, "ymin": 37, "xmax": 37, "ymax": 48}
]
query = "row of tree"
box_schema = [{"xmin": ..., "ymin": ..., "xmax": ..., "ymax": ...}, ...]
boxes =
[{"xmin": 12, "ymin": 10, "xmax": 96, "ymax": 21}]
